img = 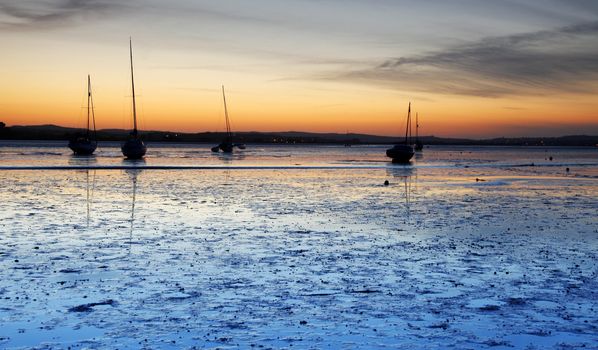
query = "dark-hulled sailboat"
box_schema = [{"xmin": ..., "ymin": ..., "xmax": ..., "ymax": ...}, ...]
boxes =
[
  {"xmin": 121, "ymin": 38, "xmax": 147, "ymax": 159},
  {"xmin": 68, "ymin": 75, "xmax": 97, "ymax": 155},
  {"xmin": 414, "ymin": 112, "xmax": 423, "ymax": 151},
  {"xmin": 211, "ymin": 85, "xmax": 245, "ymax": 153},
  {"xmin": 386, "ymin": 102, "xmax": 415, "ymax": 163}
]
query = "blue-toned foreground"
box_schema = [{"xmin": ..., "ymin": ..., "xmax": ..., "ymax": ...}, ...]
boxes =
[{"xmin": 0, "ymin": 143, "xmax": 597, "ymax": 349}]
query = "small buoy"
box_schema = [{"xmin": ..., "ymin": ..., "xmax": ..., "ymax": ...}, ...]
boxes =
[
  {"xmin": 566, "ymin": 167, "xmax": 570, "ymax": 173},
  {"xmin": 549, "ymin": 156, "xmax": 553, "ymax": 161},
  {"xmin": 384, "ymin": 180, "xmax": 389, "ymax": 186}
]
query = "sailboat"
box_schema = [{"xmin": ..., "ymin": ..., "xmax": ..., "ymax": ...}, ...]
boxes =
[
  {"xmin": 414, "ymin": 112, "xmax": 423, "ymax": 151},
  {"xmin": 68, "ymin": 75, "xmax": 97, "ymax": 155},
  {"xmin": 211, "ymin": 85, "xmax": 245, "ymax": 153},
  {"xmin": 386, "ymin": 102, "xmax": 415, "ymax": 163},
  {"xmin": 121, "ymin": 38, "xmax": 147, "ymax": 159}
]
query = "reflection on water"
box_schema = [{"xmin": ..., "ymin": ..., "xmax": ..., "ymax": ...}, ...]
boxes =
[
  {"xmin": 69, "ymin": 154, "xmax": 97, "ymax": 166},
  {"xmin": 85, "ymin": 169, "xmax": 97, "ymax": 228},
  {"xmin": 215, "ymin": 151, "xmax": 246, "ymax": 163},
  {"xmin": 386, "ymin": 165, "xmax": 414, "ymax": 178},
  {"xmin": 122, "ymin": 158, "xmax": 146, "ymax": 167},
  {"xmin": 125, "ymin": 169, "xmax": 141, "ymax": 249},
  {"xmin": 386, "ymin": 167, "xmax": 414, "ymax": 217},
  {"xmin": 3, "ymin": 142, "xmax": 597, "ymax": 174},
  {"xmin": 1, "ymin": 144, "xmax": 598, "ymax": 349}
]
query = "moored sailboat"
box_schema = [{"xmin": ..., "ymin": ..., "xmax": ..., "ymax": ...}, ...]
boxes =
[
  {"xmin": 121, "ymin": 38, "xmax": 147, "ymax": 159},
  {"xmin": 68, "ymin": 75, "xmax": 97, "ymax": 156},
  {"xmin": 212, "ymin": 85, "xmax": 245, "ymax": 153},
  {"xmin": 386, "ymin": 102, "xmax": 415, "ymax": 163}
]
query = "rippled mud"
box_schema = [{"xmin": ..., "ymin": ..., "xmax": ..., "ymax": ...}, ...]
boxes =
[{"xmin": 0, "ymin": 145, "xmax": 597, "ymax": 349}]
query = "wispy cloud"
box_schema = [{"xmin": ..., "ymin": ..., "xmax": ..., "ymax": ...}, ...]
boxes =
[
  {"xmin": 328, "ymin": 21, "xmax": 598, "ymax": 97},
  {"xmin": 0, "ymin": 0, "xmax": 125, "ymax": 29}
]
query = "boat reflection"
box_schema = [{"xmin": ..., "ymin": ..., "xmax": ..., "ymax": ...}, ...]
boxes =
[
  {"xmin": 215, "ymin": 150, "xmax": 246, "ymax": 163},
  {"xmin": 85, "ymin": 169, "xmax": 97, "ymax": 228},
  {"xmin": 122, "ymin": 158, "xmax": 146, "ymax": 167},
  {"xmin": 386, "ymin": 167, "xmax": 415, "ymax": 217},
  {"xmin": 125, "ymin": 168, "xmax": 142, "ymax": 252},
  {"xmin": 69, "ymin": 154, "xmax": 98, "ymax": 166}
]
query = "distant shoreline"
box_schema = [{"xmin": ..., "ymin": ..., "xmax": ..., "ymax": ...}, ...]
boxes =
[
  {"xmin": 1, "ymin": 140, "xmax": 597, "ymax": 150},
  {"xmin": 1, "ymin": 124, "xmax": 597, "ymax": 147}
]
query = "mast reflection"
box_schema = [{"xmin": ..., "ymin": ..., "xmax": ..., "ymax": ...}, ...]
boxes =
[
  {"xmin": 85, "ymin": 169, "xmax": 97, "ymax": 228},
  {"xmin": 124, "ymin": 167, "xmax": 142, "ymax": 252},
  {"xmin": 386, "ymin": 166, "xmax": 415, "ymax": 217}
]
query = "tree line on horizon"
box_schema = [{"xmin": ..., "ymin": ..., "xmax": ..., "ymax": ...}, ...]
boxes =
[{"xmin": 0, "ymin": 123, "xmax": 597, "ymax": 146}]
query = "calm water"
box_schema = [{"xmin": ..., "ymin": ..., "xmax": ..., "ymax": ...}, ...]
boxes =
[
  {"xmin": 1, "ymin": 140, "xmax": 597, "ymax": 170},
  {"xmin": 0, "ymin": 142, "xmax": 597, "ymax": 349}
]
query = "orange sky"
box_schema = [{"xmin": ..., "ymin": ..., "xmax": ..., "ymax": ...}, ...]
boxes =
[{"xmin": 1, "ymin": 1, "xmax": 597, "ymax": 138}]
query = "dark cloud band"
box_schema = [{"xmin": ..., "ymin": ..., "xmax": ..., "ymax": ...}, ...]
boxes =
[
  {"xmin": 336, "ymin": 21, "xmax": 598, "ymax": 97},
  {"xmin": 0, "ymin": 0, "xmax": 124, "ymax": 29}
]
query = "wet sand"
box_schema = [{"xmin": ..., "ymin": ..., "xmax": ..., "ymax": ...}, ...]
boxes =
[{"xmin": 0, "ymin": 145, "xmax": 597, "ymax": 349}]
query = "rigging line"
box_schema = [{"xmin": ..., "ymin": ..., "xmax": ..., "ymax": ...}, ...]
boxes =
[
  {"xmin": 405, "ymin": 102, "xmax": 411, "ymax": 144},
  {"xmin": 79, "ymin": 78, "xmax": 87, "ymax": 132},
  {"xmin": 89, "ymin": 75, "xmax": 98, "ymax": 142},
  {"xmin": 86, "ymin": 75, "xmax": 91, "ymax": 138},
  {"xmin": 409, "ymin": 105, "xmax": 413, "ymax": 143},
  {"xmin": 130, "ymin": 37, "xmax": 138, "ymax": 135},
  {"xmin": 222, "ymin": 85, "xmax": 232, "ymax": 140}
]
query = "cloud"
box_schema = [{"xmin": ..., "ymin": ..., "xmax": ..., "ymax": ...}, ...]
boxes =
[
  {"xmin": 329, "ymin": 21, "xmax": 598, "ymax": 97},
  {"xmin": 0, "ymin": 0, "xmax": 125, "ymax": 29}
]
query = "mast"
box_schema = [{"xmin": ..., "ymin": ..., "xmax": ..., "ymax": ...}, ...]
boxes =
[
  {"xmin": 405, "ymin": 102, "xmax": 411, "ymax": 144},
  {"xmin": 130, "ymin": 38, "xmax": 138, "ymax": 136},
  {"xmin": 409, "ymin": 108, "xmax": 413, "ymax": 143},
  {"xmin": 90, "ymin": 76, "xmax": 97, "ymax": 141},
  {"xmin": 222, "ymin": 85, "xmax": 232, "ymax": 141},
  {"xmin": 86, "ymin": 75, "xmax": 91, "ymax": 138},
  {"xmin": 416, "ymin": 112, "xmax": 419, "ymax": 143}
]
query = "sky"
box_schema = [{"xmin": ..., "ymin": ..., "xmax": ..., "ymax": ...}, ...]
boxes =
[{"xmin": 0, "ymin": 0, "xmax": 597, "ymax": 138}]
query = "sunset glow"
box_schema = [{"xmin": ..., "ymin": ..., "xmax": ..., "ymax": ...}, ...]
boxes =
[{"xmin": 1, "ymin": 0, "xmax": 597, "ymax": 138}]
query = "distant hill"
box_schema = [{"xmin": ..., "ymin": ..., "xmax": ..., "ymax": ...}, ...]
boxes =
[{"xmin": 0, "ymin": 124, "xmax": 597, "ymax": 146}]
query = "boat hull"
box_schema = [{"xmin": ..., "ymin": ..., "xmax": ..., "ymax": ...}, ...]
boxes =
[
  {"xmin": 220, "ymin": 142, "xmax": 233, "ymax": 153},
  {"xmin": 386, "ymin": 144, "xmax": 414, "ymax": 163},
  {"xmin": 212, "ymin": 141, "xmax": 234, "ymax": 153},
  {"xmin": 121, "ymin": 138, "xmax": 147, "ymax": 159},
  {"xmin": 68, "ymin": 138, "xmax": 97, "ymax": 156}
]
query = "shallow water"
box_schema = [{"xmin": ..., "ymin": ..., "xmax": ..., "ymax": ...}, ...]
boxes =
[{"xmin": 0, "ymin": 142, "xmax": 597, "ymax": 349}]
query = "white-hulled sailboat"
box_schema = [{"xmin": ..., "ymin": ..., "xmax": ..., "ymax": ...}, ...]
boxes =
[{"xmin": 121, "ymin": 38, "xmax": 147, "ymax": 159}]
